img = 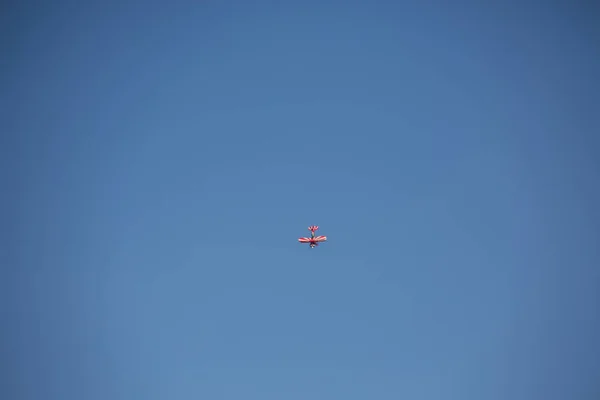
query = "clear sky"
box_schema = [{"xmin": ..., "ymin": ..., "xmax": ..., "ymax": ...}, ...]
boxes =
[{"xmin": 2, "ymin": 1, "xmax": 599, "ymax": 399}]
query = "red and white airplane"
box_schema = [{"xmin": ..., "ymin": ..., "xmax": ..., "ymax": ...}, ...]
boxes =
[{"xmin": 298, "ymin": 225, "xmax": 327, "ymax": 248}]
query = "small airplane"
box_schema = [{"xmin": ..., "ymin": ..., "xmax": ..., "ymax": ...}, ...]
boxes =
[{"xmin": 298, "ymin": 225, "xmax": 327, "ymax": 248}]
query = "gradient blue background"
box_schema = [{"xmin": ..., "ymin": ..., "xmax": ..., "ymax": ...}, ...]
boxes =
[{"xmin": 2, "ymin": 1, "xmax": 599, "ymax": 399}]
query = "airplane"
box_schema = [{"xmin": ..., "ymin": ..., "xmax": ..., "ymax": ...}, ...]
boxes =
[{"xmin": 298, "ymin": 225, "xmax": 327, "ymax": 248}]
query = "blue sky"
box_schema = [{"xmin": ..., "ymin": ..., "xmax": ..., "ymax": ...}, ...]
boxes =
[{"xmin": 2, "ymin": 1, "xmax": 599, "ymax": 399}]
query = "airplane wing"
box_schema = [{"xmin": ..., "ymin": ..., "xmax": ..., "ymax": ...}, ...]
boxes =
[
  {"xmin": 313, "ymin": 235, "xmax": 327, "ymax": 242},
  {"xmin": 298, "ymin": 237, "xmax": 313, "ymax": 243}
]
